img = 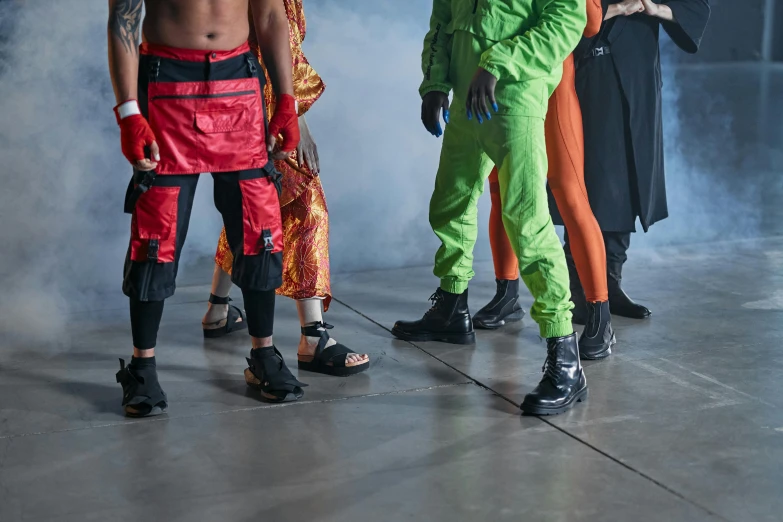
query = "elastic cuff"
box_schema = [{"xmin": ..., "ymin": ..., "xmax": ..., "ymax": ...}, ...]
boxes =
[
  {"xmin": 539, "ymin": 320, "xmax": 574, "ymax": 340},
  {"xmin": 419, "ymin": 83, "xmax": 451, "ymax": 98},
  {"xmin": 440, "ymin": 279, "xmax": 468, "ymax": 295},
  {"xmin": 113, "ymin": 100, "xmax": 140, "ymax": 123},
  {"xmin": 477, "ymin": 58, "xmax": 502, "ymax": 81}
]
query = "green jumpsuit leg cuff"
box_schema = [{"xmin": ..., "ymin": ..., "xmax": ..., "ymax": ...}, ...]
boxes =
[
  {"xmin": 440, "ymin": 279, "xmax": 469, "ymax": 295},
  {"xmin": 539, "ymin": 320, "xmax": 574, "ymax": 340}
]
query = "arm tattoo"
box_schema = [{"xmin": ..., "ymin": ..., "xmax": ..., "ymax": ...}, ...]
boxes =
[{"xmin": 109, "ymin": 0, "xmax": 143, "ymax": 55}]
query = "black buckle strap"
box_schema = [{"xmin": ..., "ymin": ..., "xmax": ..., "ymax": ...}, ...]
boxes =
[
  {"xmin": 245, "ymin": 55, "xmax": 257, "ymax": 78},
  {"xmin": 147, "ymin": 239, "xmax": 159, "ymax": 262},
  {"xmin": 123, "ymin": 170, "xmax": 157, "ymax": 214},
  {"xmin": 208, "ymin": 294, "xmax": 232, "ymax": 305},
  {"xmin": 148, "ymin": 57, "xmax": 161, "ymax": 83},
  {"xmin": 262, "ymin": 230, "xmax": 274, "ymax": 251}
]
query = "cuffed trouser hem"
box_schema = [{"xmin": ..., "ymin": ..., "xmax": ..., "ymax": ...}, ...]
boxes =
[
  {"xmin": 539, "ymin": 320, "xmax": 574, "ymax": 339},
  {"xmin": 440, "ymin": 279, "xmax": 469, "ymax": 295}
]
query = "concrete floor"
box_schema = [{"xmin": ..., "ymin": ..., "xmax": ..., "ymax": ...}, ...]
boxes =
[{"xmin": 1, "ymin": 237, "xmax": 783, "ymax": 522}]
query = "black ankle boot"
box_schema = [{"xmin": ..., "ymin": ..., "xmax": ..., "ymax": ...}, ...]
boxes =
[
  {"xmin": 472, "ymin": 279, "xmax": 525, "ymax": 330},
  {"xmin": 579, "ymin": 301, "xmax": 615, "ymax": 360},
  {"xmin": 607, "ymin": 261, "xmax": 651, "ymax": 319},
  {"xmin": 392, "ymin": 288, "xmax": 475, "ymax": 344},
  {"xmin": 520, "ymin": 333, "xmax": 587, "ymax": 415},
  {"xmin": 566, "ymin": 253, "xmax": 588, "ymax": 325}
]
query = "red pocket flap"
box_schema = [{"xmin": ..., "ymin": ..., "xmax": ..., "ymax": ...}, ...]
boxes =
[
  {"xmin": 195, "ymin": 108, "xmax": 250, "ymax": 134},
  {"xmin": 134, "ymin": 186, "xmax": 179, "ymax": 241}
]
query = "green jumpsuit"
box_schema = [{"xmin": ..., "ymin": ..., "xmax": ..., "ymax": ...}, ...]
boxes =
[{"xmin": 421, "ymin": 0, "xmax": 586, "ymax": 338}]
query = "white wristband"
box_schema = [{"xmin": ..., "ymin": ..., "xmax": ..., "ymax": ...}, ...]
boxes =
[{"xmin": 117, "ymin": 100, "xmax": 141, "ymax": 120}]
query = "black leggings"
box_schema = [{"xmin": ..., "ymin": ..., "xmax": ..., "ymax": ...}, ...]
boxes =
[{"xmin": 130, "ymin": 289, "xmax": 276, "ymax": 349}]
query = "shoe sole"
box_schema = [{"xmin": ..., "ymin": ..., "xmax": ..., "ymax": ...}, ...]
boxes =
[
  {"xmin": 203, "ymin": 323, "xmax": 247, "ymax": 339},
  {"xmin": 124, "ymin": 404, "xmax": 167, "ymax": 418},
  {"xmin": 610, "ymin": 309, "xmax": 652, "ymax": 320},
  {"xmin": 579, "ymin": 334, "xmax": 617, "ymax": 361},
  {"xmin": 520, "ymin": 387, "xmax": 588, "ymax": 416},
  {"xmin": 298, "ymin": 359, "xmax": 370, "ymax": 377},
  {"xmin": 473, "ymin": 308, "xmax": 525, "ymax": 330},
  {"xmin": 391, "ymin": 327, "xmax": 476, "ymax": 345}
]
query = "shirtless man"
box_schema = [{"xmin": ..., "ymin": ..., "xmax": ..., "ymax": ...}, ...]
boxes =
[{"xmin": 108, "ymin": 0, "xmax": 306, "ymax": 417}]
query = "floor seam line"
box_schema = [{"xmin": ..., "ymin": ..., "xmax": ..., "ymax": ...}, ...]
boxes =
[
  {"xmin": 0, "ymin": 382, "xmax": 474, "ymax": 441},
  {"xmin": 333, "ymin": 297, "xmax": 732, "ymax": 522}
]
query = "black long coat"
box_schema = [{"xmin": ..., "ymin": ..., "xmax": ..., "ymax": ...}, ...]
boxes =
[{"xmin": 549, "ymin": 0, "xmax": 710, "ymax": 233}]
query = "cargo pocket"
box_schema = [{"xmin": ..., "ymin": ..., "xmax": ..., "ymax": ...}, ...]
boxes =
[
  {"xmin": 130, "ymin": 186, "xmax": 180, "ymax": 264},
  {"xmin": 195, "ymin": 108, "xmax": 250, "ymax": 134},
  {"xmin": 239, "ymin": 176, "xmax": 283, "ymax": 289}
]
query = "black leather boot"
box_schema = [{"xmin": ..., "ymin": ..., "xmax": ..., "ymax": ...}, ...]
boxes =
[
  {"xmin": 392, "ymin": 288, "xmax": 475, "ymax": 344},
  {"xmin": 564, "ymin": 245, "xmax": 588, "ymax": 325},
  {"xmin": 579, "ymin": 301, "xmax": 615, "ymax": 360},
  {"xmin": 520, "ymin": 333, "xmax": 587, "ymax": 415},
  {"xmin": 607, "ymin": 261, "xmax": 651, "ymax": 319},
  {"xmin": 472, "ymin": 279, "xmax": 525, "ymax": 330}
]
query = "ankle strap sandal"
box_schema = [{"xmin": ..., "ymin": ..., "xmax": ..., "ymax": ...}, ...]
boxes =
[
  {"xmin": 203, "ymin": 294, "xmax": 247, "ymax": 339},
  {"xmin": 298, "ymin": 322, "xmax": 370, "ymax": 377}
]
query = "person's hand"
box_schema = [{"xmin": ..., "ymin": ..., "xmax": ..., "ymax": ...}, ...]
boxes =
[
  {"xmin": 421, "ymin": 91, "xmax": 450, "ymax": 137},
  {"xmin": 296, "ymin": 115, "xmax": 319, "ymax": 174},
  {"xmin": 268, "ymin": 94, "xmax": 300, "ymax": 160},
  {"xmin": 466, "ymin": 68, "xmax": 498, "ymax": 124},
  {"xmin": 640, "ymin": 0, "xmax": 662, "ymax": 17},
  {"xmin": 114, "ymin": 101, "xmax": 159, "ymax": 171},
  {"xmin": 618, "ymin": 0, "xmax": 645, "ymax": 16}
]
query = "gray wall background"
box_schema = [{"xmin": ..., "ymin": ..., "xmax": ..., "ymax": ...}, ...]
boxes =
[{"xmin": 0, "ymin": 0, "xmax": 780, "ymax": 340}]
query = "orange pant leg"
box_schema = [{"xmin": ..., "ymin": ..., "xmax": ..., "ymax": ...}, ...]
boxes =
[
  {"xmin": 546, "ymin": 54, "xmax": 607, "ymax": 302},
  {"xmin": 486, "ymin": 55, "xmax": 607, "ymax": 301},
  {"xmin": 487, "ymin": 168, "xmax": 519, "ymax": 281}
]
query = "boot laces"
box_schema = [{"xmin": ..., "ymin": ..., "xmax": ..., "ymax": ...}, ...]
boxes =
[
  {"xmin": 542, "ymin": 344, "xmax": 562, "ymax": 384},
  {"xmin": 423, "ymin": 292, "xmax": 443, "ymax": 317}
]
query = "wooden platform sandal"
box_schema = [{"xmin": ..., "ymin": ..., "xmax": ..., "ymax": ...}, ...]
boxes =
[
  {"xmin": 298, "ymin": 322, "xmax": 370, "ymax": 377},
  {"xmin": 244, "ymin": 346, "xmax": 308, "ymax": 403}
]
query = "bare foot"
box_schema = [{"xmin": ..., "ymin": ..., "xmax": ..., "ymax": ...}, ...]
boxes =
[
  {"xmin": 297, "ymin": 327, "xmax": 369, "ymax": 367},
  {"xmin": 202, "ymin": 303, "xmax": 243, "ymax": 330}
]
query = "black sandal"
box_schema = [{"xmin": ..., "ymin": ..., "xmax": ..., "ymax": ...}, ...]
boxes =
[
  {"xmin": 203, "ymin": 294, "xmax": 247, "ymax": 339},
  {"xmin": 115, "ymin": 359, "xmax": 168, "ymax": 418},
  {"xmin": 244, "ymin": 346, "xmax": 308, "ymax": 403},
  {"xmin": 298, "ymin": 322, "xmax": 370, "ymax": 377}
]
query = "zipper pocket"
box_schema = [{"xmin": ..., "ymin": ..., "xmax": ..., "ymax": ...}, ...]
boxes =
[{"xmin": 151, "ymin": 90, "xmax": 256, "ymax": 101}]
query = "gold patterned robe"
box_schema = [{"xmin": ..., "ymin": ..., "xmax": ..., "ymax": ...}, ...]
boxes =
[{"xmin": 215, "ymin": 0, "xmax": 332, "ymax": 309}]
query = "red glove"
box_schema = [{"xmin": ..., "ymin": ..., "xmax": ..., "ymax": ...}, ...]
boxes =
[
  {"xmin": 113, "ymin": 100, "xmax": 158, "ymax": 166},
  {"xmin": 267, "ymin": 94, "xmax": 300, "ymax": 152}
]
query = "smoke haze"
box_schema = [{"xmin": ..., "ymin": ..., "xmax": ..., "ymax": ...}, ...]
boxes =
[{"xmin": 0, "ymin": 0, "xmax": 777, "ymax": 342}]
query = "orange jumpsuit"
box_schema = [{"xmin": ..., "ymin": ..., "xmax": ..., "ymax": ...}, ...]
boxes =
[
  {"xmin": 215, "ymin": 0, "xmax": 333, "ymax": 309},
  {"xmin": 487, "ymin": 0, "xmax": 606, "ymax": 302}
]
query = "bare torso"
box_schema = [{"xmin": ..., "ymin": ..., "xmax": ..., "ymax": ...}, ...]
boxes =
[{"xmin": 142, "ymin": 0, "xmax": 250, "ymax": 50}]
